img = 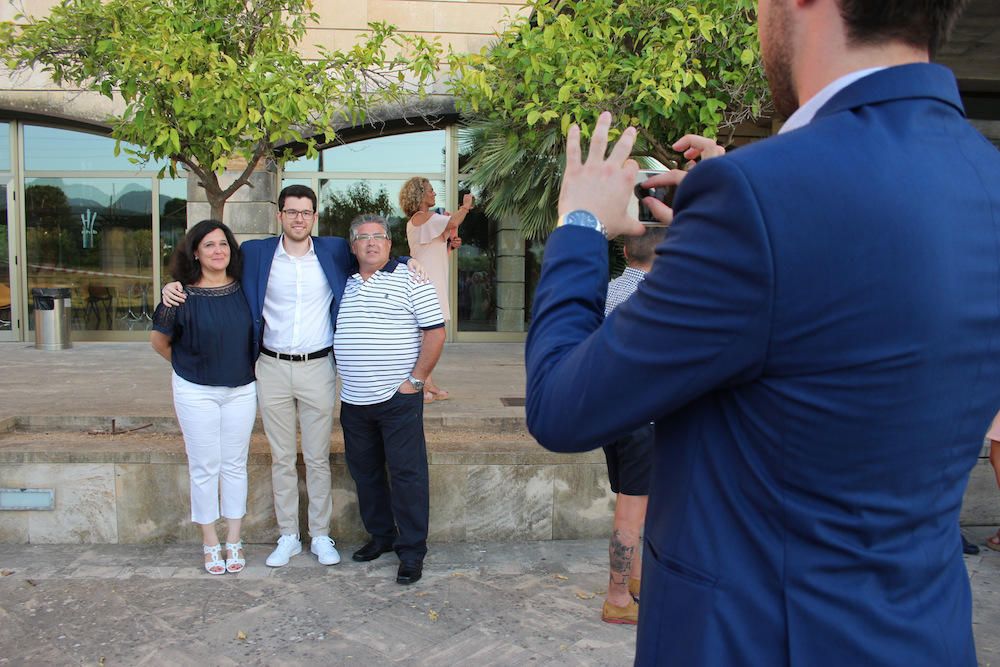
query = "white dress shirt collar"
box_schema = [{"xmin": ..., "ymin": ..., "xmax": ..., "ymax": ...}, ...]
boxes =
[
  {"xmin": 779, "ymin": 67, "xmax": 886, "ymax": 134},
  {"xmin": 275, "ymin": 234, "xmax": 316, "ymax": 259}
]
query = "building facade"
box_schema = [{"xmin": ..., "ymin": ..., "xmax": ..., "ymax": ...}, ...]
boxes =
[{"xmin": 0, "ymin": 0, "xmax": 997, "ymax": 343}]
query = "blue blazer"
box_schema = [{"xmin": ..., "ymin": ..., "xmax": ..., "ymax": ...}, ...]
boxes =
[
  {"xmin": 526, "ymin": 64, "xmax": 1000, "ymax": 665},
  {"xmin": 240, "ymin": 235, "xmax": 355, "ymax": 358}
]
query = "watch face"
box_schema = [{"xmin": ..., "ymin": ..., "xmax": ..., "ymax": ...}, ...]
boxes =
[{"xmin": 566, "ymin": 210, "xmax": 599, "ymax": 229}]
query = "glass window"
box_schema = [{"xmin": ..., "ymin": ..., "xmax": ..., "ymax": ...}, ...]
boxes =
[
  {"xmin": 283, "ymin": 155, "xmax": 319, "ymax": 172},
  {"xmin": 524, "ymin": 238, "xmax": 546, "ymax": 327},
  {"xmin": 158, "ymin": 178, "xmax": 188, "ymax": 285},
  {"xmin": 321, "ymin": 131, "xmax": 446, "ymax": 173},
  {"xmin": 0, "ymin": 122, "xmax": 9, "ymax": 171},
  {"xmin": 25, "ymin": 178, "xmax": 154, "ymax": 332},
  {"xmin": 456, "ymin": 184, "xmax": 496, "ymax": 332},
  {"xmin": 24, "ymin": 125, "xmax": 171, "ymax": 172},
  {"xmin": 317, "ymin": 178, "xmax": 445, "ymax": 258},
  {"xmin": 0, "ymin": 180, "xmax": 10, "ymax": 331}
]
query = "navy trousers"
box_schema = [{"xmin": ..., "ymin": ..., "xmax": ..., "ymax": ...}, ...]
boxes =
[{"xmin": 340, "ymin": 390, "xmax": 429, "ymax": 561}]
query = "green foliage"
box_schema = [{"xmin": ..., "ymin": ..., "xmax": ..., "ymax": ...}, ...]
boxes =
[
  {"xmin": 449, "ymin": 0, "xmax": 770, "ymax": 238},
  {"xmin": 2, "ymin": 0, "xmax": 441, "ymax": 218}
]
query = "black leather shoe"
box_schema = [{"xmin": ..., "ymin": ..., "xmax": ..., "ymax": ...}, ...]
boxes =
[
  {"xmin": 962, "ymin": 534, "xmax": 980, "ymax": 555},
  {"xmin": 352, "ymin": 539, "xmax": 394, "ymax": 562},
  {"xmin": 396, "ymin": 560, "xmax": 423, "ymax": 585}
]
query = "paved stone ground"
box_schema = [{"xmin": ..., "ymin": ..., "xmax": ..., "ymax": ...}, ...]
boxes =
[
  {"xmin": 0, "ymin": 540, "xmax": 634, "ymax": 666},
  {"xmin": 0, "ymin": 341, "xmax": 526, "ymax": 423},
  {"xmin": 0, "ymin": 537, "xmax": 999, "ymax": 666},
  {"xmin": 3, "ymin": 343, "xmax": 1000, "ymax": 665}
]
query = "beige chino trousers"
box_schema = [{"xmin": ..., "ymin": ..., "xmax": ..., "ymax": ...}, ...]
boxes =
[{"xmin": 256, "ymin": 353, "xmax": 336, "ymax": 538}]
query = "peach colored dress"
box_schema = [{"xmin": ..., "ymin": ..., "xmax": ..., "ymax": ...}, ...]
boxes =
[
  {"xmin": 406, "ymin": 213, "xmax": 451, "ymax": 320},
  {"xmin": 987, "ymin": 409, "xmax": 1000, "ymax": 442}
]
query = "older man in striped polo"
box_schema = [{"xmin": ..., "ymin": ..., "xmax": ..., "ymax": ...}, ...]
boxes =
[{"xmin": 334, "ymin": 213, "xmax": 445, "ymax": 585}]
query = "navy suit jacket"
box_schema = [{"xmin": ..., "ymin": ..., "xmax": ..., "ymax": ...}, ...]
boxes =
[
  {"xmin": 240, "ymin": 235, "xmax": 355, "ymax": 359},
  {"xmin": 526, "ymin": 64, "xmax": 1000, "ymax": 665}
]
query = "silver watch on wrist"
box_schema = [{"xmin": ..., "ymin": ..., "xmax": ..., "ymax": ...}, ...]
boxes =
[
  {"xmin": 556, "ymin": 209, "xmax": 607, "ymax": 238},
  {"xmin": 408, "ymin": 375, "xmax": 425, "ymax": 391}
]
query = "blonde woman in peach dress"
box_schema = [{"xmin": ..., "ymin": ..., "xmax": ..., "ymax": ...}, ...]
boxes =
[
  {"xmin": 986, "ymin": 412, "xmax": 1000, "ymax": 551},
  {"xmin": 400, "ymin": 177, "xmax": 474, "ymax": 402}
]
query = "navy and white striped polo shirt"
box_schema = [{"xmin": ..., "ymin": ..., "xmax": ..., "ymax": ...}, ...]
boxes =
[{"xmin": 334, "ymin": 259, "xmax": 444, "ymax": 405}]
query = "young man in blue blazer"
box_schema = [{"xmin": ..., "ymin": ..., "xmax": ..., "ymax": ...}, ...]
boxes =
[{"xmin": 526, "ymin": 0, "xmax": 1000, "ymax": 664}]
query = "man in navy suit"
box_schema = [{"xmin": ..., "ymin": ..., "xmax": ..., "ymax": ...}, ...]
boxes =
[{"xmin": 525, "ymin": 0, "xmax": 1000, "ymax": 664}]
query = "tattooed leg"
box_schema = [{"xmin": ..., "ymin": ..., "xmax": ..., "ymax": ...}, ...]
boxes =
[{"xmin": 607, "ymin": 492, "xmax": 648, "ymax": 607}]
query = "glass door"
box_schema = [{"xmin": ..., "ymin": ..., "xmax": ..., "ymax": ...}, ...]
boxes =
[{"xmin": 0, "ymin": 175, "xmax": 17, "ymax": 340}]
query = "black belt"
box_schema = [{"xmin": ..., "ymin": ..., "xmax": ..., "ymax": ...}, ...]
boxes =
[{"xmin": 260, "ymin": 346, "xmax": 331, "ymax": 362}]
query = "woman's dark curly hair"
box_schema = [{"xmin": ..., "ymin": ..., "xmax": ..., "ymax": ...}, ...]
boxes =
[{"xmin": 170, "ymin": 219, "xmax": 242, "ymax": 284}]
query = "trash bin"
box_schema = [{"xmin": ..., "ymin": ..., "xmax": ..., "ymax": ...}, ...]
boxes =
[{"xmin": 32, "ymin": 287, "xmax": 73, "ymax": 350}]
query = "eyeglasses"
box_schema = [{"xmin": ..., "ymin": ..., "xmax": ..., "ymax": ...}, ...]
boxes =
[
  {"xmin": 281, "ymin": 209, "xmax": 315, "ymax": 219},
  {"xmin": 353, "ymin": 233, "xmax": 389, "ymax": 242}
]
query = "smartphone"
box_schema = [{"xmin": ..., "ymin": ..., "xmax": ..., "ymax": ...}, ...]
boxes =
[{"xmin": 628, "ymin": 169, "xmax": 673, "ymax": 225}]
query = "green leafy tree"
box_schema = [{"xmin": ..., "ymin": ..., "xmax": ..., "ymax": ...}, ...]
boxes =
[
  {"xmin": 1, "ymin": 0, "xmax": 441, "ymax": 220},
  {"xmin": 449, "ymin": 0, "xmax": 770, "ymax": 238}
]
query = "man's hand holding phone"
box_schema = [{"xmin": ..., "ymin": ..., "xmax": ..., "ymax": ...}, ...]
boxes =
[{"xmin": 636, "ymin": 134, "xmax": 726, "ymax": 226}]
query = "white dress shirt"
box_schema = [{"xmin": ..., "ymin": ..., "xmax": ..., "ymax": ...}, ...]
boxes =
[
  {"xmin": 779, "ymin": 67, "xmax": 886, "ymax": 134},
  {"xmin": 261, "ymin": 236, "xmax": 335, "ymax": 354}
]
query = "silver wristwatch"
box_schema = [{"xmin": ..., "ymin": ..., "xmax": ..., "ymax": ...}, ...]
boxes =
[
  {"xmin": 557, "ymin": 209, "xmax": 608, "ymax": 238},
  {"xmin": 408, "ymin": 375, "xmax": 425, "ymax": 391}
]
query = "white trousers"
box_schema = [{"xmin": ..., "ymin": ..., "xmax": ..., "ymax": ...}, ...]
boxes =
[{"xmin": 172, "ymin": 372, "xmax": 257, "ymax": 525}]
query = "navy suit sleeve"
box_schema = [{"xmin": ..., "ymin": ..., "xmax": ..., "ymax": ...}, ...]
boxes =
[{"xmin": 525, "ymin": 158, "xmax": 774, "ymax": 451}]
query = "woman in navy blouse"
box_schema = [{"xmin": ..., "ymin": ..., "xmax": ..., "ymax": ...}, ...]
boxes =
[{"xmin": 151, "ymin": 220, "xmax": 256, "ymax": 575}]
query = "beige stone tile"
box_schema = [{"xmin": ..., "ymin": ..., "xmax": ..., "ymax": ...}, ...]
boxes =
[
  {"xmin": 330, "ymin": 463, "xmax": 367, "ymax": 542},
  {"xmin": 115, "ymin": 463, "xmax": 191, "ymax": 544},
  {"xmin": 0, "ymin": 512, "xmax": 29, "ymax": 543},
  {"xmin": 369, "ymin": 1, "xmax": 435, "ymax": 32},
  {"xmin": 961, "ymin": 458, "xmax": 1000, "ymax": 526},
  {"xmin": 433, "ymin": 2, "xmax": 513, "ymax": 33},
  {"xmin": 551, "ymin": 463, "xmax": 614, "ymax": 540},
  {"xmin": 429, "ymin": 463, "xmax": 468, "ymax": 541},
  {"xmin": 312, "ymin": 0, "xmax": 371, "ymax": 30},
  {"xmin": 241, "ymin": 464, "xmax": 281, "ymax": 543},
  {"xmin": 0, "ymin": 0, "xmax": 63, "ymax": 21},
  {"xmin": 0, "ymin": 463, "xmax": 117, "ymax": 544},
  {"xmin": 465, "ymin": 464, "xmax": 553, "ymax": 540}
]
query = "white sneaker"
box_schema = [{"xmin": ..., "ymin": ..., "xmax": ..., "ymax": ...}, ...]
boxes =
[
  {"xmin": 265, "ymin": 534, "xmax": 302, "ymax": 567},
  {"xmin": 311, "ymin": 535, "xmax": 341, "ymax": 565}
]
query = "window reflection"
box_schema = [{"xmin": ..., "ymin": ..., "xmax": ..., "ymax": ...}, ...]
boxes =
[
  {"xmin": 321, "ymin": 131, "xmax": 445, "ymax": 173},
  {"xmin": 524, "ymin": 239, "xmax": 545, "ymax": 326},
  {"xmin": 0, "ymin": 182, "xmax": 10, "ymax": 330},
  {"xmin": 455, "ymin": 185, "xmax": 497, "ymax": 332},
  {"xmin": 0, "ymin": 122, "xmax": 9, "ymax": 171},
  {"xmin": 25, "ymin": 178, "xmax": 154, "ymax": 332},
  {"xmin": 24, "ymin": 125, "xmax": 172, "ymax": 172},
  {"xmin": 316, "ymin": 178, "xmax": 445, "ymax": 259},
  {"xmin": 159, "ymin": 178, "xmax": 187, "ymax": 286}
]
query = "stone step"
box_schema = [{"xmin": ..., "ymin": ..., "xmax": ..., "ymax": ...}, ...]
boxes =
[
  {"xmin": 0, "ymin": 416, "xmax": 613, "ymax": 546},
  {"xmin": 1, "ymin": 415, "xmax": 996, "ymax": 545}
]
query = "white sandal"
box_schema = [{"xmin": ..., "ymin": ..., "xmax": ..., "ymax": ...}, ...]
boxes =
[
  {"xmin": 225, "ymin": 541, "xmax": 245, "ymax": 573},
  {"xmin": 203, "ymin": 543, "xmax": 225, "ymax": 575}
]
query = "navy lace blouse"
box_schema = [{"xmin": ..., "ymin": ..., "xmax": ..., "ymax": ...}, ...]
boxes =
[{"xmin": 152, "ymin": 282, "xmax": 255, "ymax": 387}]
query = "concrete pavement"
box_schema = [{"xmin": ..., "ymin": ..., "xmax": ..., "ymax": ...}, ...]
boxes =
[
  {"xmin": 0, "ymin": 537, "xmax": 998, "ymax": 666},
  {"xmin": 1, "ymin": 342, "xmax": 1000, "ymax": 665}
]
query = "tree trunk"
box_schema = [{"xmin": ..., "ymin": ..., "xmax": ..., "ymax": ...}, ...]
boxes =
[{"xmin": 207, "ymin": 193, "xmax": 226, "ymax": 223}]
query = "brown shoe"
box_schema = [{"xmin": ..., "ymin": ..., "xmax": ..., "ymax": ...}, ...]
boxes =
[
  {"xmin": 602, "ymin": 598, "xmax": 639, "ymax": 625},
  {"xmin": 628, "ymin": 577, "xmax": 641, "ymax": 602}
]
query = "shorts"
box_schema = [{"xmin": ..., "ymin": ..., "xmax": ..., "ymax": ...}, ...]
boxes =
[{"xmin": 603, "ymin": 422, "xmax": 654, "ymax": 496}]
